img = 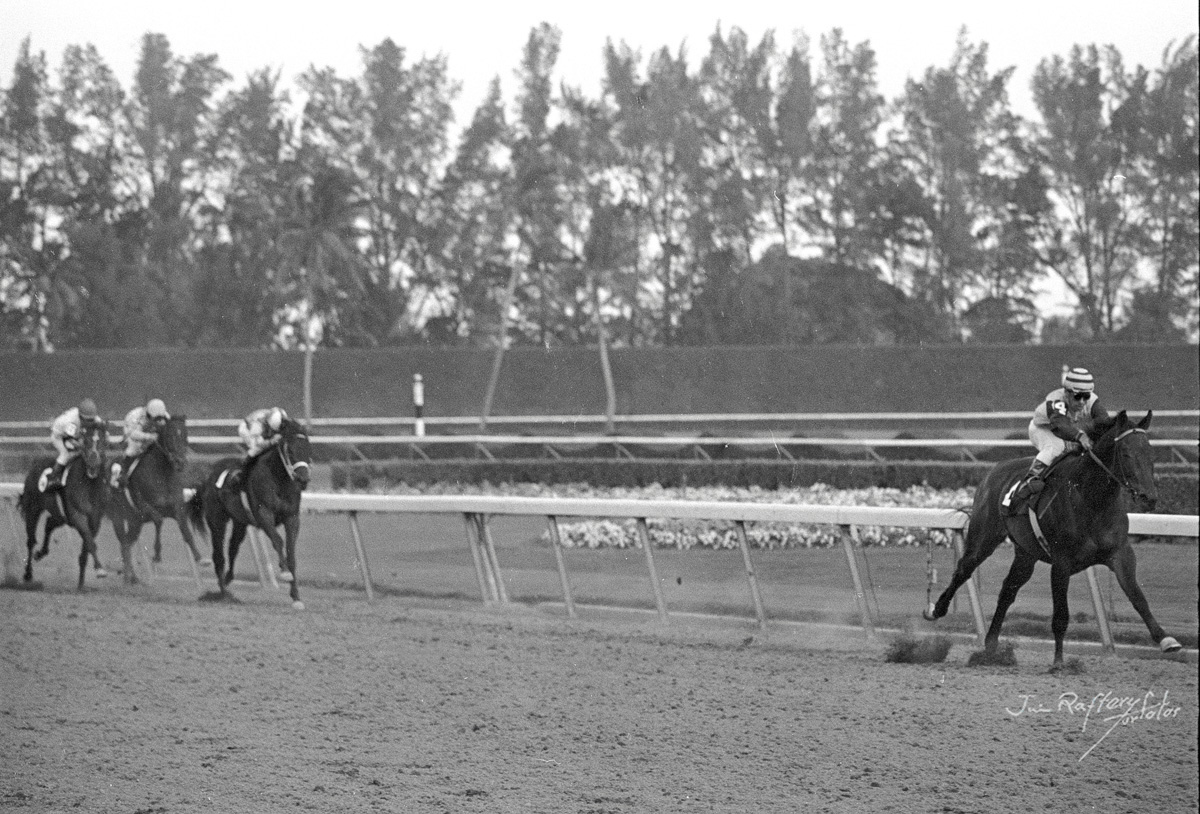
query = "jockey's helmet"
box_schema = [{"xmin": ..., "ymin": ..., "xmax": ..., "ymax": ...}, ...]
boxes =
[
  {"xmin": 146, "ymin": 398, "xmax": 168, "ymax": 419},
  {"xmin": 267, "ymin": 408, "xmax": 285, "ymax": 432},
  {"xmin": 1063, "ymin": 367, "xmax": 1095, "ymax": 395},
  {"xmin": 78, "ymin": 398, "xmax": 98, "ymax": 421}
]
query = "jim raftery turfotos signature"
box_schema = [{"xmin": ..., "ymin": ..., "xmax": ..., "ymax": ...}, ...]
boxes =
[{"xmin": 1006, "ymin": 690, "xmax": 1184, "ymax": 761}]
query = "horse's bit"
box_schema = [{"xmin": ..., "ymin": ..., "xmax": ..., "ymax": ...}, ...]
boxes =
[{"xmin": 278, "ymin": 434, "xmax": 310, "ymax": 482}]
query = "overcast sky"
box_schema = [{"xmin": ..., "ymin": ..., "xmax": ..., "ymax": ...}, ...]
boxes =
[{"xmin": 3, "ymin": 0, "xmax": 1198, "ymax": 122}]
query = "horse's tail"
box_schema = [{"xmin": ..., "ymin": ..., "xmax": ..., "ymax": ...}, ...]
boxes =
[{"xmin": 185, "ymin": 487, "xmax": 206, "ymax": 538}]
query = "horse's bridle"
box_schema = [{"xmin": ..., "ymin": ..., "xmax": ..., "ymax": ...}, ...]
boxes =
[
  {"xmin": 1086, "ymin": 427, "xmax": 1154, "ymax": 505},
  {"xmin": 276, "ymin": 431, "xmax": 311, "ymax": 482}
]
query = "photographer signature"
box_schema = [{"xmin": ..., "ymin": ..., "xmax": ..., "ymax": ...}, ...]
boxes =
[{"xmin": 1006, "ymin": 690, "xmax": 1182, "ymax": 760}]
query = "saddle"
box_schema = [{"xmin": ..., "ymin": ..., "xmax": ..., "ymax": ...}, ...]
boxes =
[
  {"xmin": 999, "ymin": 455, "xmax": 1074, "ymax": 517},
  {"xmin": 215, "ymin": 466, "xmax": 256, "ymax": 518},
  {"xmin": 1000, "ymin": 457, "xmax": 1076, "ymax": 559}
]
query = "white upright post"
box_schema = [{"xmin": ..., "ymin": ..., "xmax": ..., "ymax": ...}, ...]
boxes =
[{"xmin": 413, "ymin": 373, "xmax": 425, "ymax": 437}]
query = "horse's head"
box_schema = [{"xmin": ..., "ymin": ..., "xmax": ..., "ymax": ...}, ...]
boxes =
[
  {"xmin": 79, "ymin": 421, "xmax": 107, "ymax": 479},
  {"xmin": 1094, "ymin": 410, "xmax": 1157, "ymax": 512},
  {"xmin": 277, "ymin": 418, "xmax": 312, "ymax": 489},
  {"xmin": 156, "ymin": 414, "xmax": 190, "ymax": 471}
]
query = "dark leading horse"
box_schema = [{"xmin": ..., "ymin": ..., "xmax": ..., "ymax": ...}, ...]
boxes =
[
  {"xmin": 17, "ymin": 422, "xmax": 109, "ymax": 589},
  {"xmin": 108, "ymin": 415, "xmax": 209, "ymax": 583},
  {"xmin": 924, "ymin": 410, "xmax": 1182, "ymax": 667},
  {"xmin": 187, "ymin": 417, "xmax": 311, "ymax": 608}
]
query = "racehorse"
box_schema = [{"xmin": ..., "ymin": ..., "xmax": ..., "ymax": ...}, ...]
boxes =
[
  {"xmin": 108, "ymin": 414, "xmax": 209, "ymax": 583},
  {"xmin": 924, "ymin": 410, "xmax": 1182, "ymax": 667},
  {"xmin": 186, "ymin": 417, "xmax": 311, "ymax": 608},
  {"xmin": 17, "ymin": 422, "xmax": 109, "ymax": 590}
]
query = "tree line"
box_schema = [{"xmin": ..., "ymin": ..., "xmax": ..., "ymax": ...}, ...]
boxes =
[{"xmin": 1, "ymin": 24, "xmax": 1196, "ymax": 352}]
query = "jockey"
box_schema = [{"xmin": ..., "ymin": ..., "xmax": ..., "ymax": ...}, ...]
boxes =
[
  {"xmin": 47, "ymin": 398, "xmax": 105, "ymax": 488},
  {"xmin": 229, "ymin": 407, "xmax": 289, "ymax": 487},
  {"xmin": 111, "ymin": 398, "xmax": 170, "ymax": 488},
  {"xmin": 1007, "ymin": 367, "xmax": 1110, "ymax": 512}
]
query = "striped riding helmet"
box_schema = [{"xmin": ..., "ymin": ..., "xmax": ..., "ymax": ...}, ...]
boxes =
[{"xmin": 1063, "ymin": 367, "xmax": 1095, "ymax": 394}]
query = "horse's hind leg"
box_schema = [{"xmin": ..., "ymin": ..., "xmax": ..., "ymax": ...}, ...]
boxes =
[
  {"xmin": 983, "ymin": 548, "xmax": 1038, "ymax": 651},
  {"xmin": 226, "ymin": 524, "xmax": 248, "ymax": 586},
  {"xmin": 37, "ymin": 515, "xmax": 64, "ymax": 560},
  {"xmin": 927, "ymin": 522, "xmax": 1006, "ymax": 620},
  {"xmin": 153, "ymin": 518, "xmax": 164, "ymax": 563},
  {"xmin": 23, "ymin": 508, "xmax": 42, "ymax": 582},
  {"xmin": 1107, "ymin": 545, "xmax": 1182, "ymax": 653},
  {"xmin": 1049, "ymin": 561, "xmax": 1072, "ymax": 667},
  {"xmin": 207, "ymin": 516, "xmax": 230, "ymax": 594}
]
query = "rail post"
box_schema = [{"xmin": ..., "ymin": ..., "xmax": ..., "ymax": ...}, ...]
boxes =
[
  {"xmin": 953, "ymin": 531, "xmax": 987, "ymax": 645},
  {"xmin": 838, "ymin": 525, "xmax": 875, "ymax": 639},
  {"xmin": 635, "ymin": 518, "xmax": 668, "ymax": 623},
  {"xmin": 347, "ymin": 511, "xmax": 375, "ymax": 601},
  {"xmin": 463, "ymin": 513, "xmax": 494, "ymax": 604},
  {"xmin": 476, "ymin": 514, "xmax": 508, "ymax": 603},
  {"xmin": 1084, "ymin": 566, "xmax": 1115, "ymax": 652},
  {"xmin": 545, "ymin": 516, "xmax": 576, "ymax": 618},
  {"xmin": 412, "ymin": 374, "xmax": 425, "ymax": 437},
  {"xmin": 734, "ymin": 520, "xmax": 767, "ymax": 630}
]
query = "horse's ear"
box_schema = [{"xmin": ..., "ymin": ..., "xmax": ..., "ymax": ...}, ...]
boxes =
[
  {"xmin": 1138, "ymin": 410, "xmax": 1152, "ymax": 430},
  {"xmin": 1115, "ymin": 409, "xmax": 1128, "ymax": 427}
]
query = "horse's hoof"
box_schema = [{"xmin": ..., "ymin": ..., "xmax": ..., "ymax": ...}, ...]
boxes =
[
  {"xmin": 292, "ymin": 600, "xmax": 305, "ymax": 610},
  {"xmin": 922, "ymin": 602, "xmax": 938, "ymax": 621},
  {"xmin": 94, "ymin": 568, "xmax": 108, "ymax": 579},
  {"xmin": 1160, "ymin": 636, "xmax": 1183, "ymax": 653},
  {"xmin": 278, "ymin": 570, "xmax": 294, "ymax": 583}
]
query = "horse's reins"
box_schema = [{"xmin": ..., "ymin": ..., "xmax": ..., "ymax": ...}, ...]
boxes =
[
  {"xmin": 278, "ymin": 433, "xmax": 310, "ymax": 482},
  {"xmin": 1085, "ymin": 427, "xmax": 1152, "ymax": 504}
]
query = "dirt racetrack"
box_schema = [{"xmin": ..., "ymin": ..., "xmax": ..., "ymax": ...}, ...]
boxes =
[{"xmin": 2, "ymin": 573, "xmax": 1197, "ymax": 814}]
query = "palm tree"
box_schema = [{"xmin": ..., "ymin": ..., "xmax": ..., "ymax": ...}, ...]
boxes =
[{"xmin": 276, "ymin": 165, "xmax": 367, "ymax": 425}]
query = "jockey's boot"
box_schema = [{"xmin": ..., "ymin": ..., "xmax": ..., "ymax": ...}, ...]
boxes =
[
  {"xmin": 114, "ymin": 455, "xmax": 134, "ymax": 489},
  {"xmin": 1008, "ymin": 460, "xmax": 1049, "ymax": 514}
]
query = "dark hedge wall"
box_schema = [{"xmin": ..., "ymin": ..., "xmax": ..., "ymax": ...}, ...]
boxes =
[{"xmin": 2, "ymin": 344, "xmax": 1196, "ymax": 420}]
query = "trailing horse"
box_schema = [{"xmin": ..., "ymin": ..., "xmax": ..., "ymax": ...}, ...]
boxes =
[
  {"xmin": 924, "ymin": 410, "xmax": 1182, "ymax": 667},
  {"xmin": 17, "ymin": 422, "xmax": 109, "ymax": 590},
  {"xmin": 108, "ymin": 414, "xmax": 210, "ymax": 583},
  {"xmin": 187, "ymin": 417, "xmax": 311, "ymax": 608}
]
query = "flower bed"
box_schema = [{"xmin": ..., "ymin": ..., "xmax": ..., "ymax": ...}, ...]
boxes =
[{"xmin": 379, "ymin": 480, "xmax": 975, "ymax": 550}]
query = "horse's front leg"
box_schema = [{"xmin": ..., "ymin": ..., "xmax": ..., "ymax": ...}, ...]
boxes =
[
  {"xmin": 89, "ymin": 510, "xmax": 107, "ymax": 578},
  {"xmin": 254, "ymin": 506, "xmax": 292, "ymax": 584},
  {"xmin": 1049, "ymin": 561, "xmax": 1072, "ymax": 668},
  {"xmin": 282, "ymin": 513, "xmax": 302, "ymax": 607},
  {"xmin": 72, "ymin": 514, "xmax": 99, "ymax": 592},
  {"xmin": 1107, "ymin": 545, "xmax": 1182, "ymax": 654},
  {"xmin": 117, "ymin": 517, "xmax": 144, "ymax": 585}
]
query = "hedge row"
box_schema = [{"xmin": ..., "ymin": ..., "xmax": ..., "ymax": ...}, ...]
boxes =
[{"xmin": 330, "ymin": 458, "xmax": 1199, "ymax": 515}]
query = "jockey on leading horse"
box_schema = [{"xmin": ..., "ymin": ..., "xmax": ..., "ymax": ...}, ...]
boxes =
[
  {"xmin": 45, "ymin": 398, "xmax": 105, "ymax": 491},
  {"xmin": 111, "ymin": 398, "xmax": 171, "ymax": 489},
  {"xmin": 228, "ymin": 406, "xmax": 290, "ymax": 488},
  {"xmin": 1004, "ymin": 366, "xmax": 1110, "ymax": 514}
]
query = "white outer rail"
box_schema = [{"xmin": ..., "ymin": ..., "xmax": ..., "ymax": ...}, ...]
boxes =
[{"xmin": 2, "ymin": 482, "xmax": 1194, "ymax": 651}]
